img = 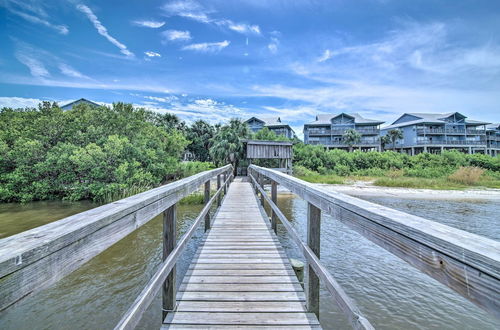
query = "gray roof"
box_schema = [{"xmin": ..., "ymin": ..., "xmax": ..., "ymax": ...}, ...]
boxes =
[
  {"xmin": 383, "ymin": 112, "xmax": 490, "ymax": 130},
  {"xmin": 245, "ymin": 116, "xmax": 294, "ymax": 130},
  {"xmin": 306, "ymin": 113, "xmax": 384, "ymax": 125},
  {"xmin": 486, "ymin": 123, "xmax": 500, "ymax": 131},
  {"xmin": 60, "ymin": 98, "xmax": 100, "ymax": 109}
]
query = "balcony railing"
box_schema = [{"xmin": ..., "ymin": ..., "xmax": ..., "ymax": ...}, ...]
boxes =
[
  {"xmin": 308, "ymin": 140, "xmax": 379, "ymax": 146},
  {"xmin": 416, "ymin": 139, "xmax": 486, "ymax": 146},
  {"xmin": 308, "ymin": 128, "xmax": 379, "ymax": 135},
  {"xmin": 416, "ymin": 128, "xmax": 486, "ymax": 135}
]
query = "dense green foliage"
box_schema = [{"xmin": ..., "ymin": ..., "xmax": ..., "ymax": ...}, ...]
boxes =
[
  {"xmin": 293, "ymin": 143, "xmax": 500, "ymax": 188},
  {"xmin": 186, "ymin": 120, "xmax": 216, "ymax": 162},
  {"xmin": 0, "ymin": 102, "xmax": 191, "ymax": 202}
]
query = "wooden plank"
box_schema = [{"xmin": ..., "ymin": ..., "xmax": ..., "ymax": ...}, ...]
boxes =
[
  {"xmin": 176, "ymin": 291, "xmax": 306, "ymax": 301},
  {"xmin": 162, "ymin": 325, "xmax": 320, "ymax": 329},
  {"xmin": 181, "ymin": 276, "xmax": 300, "ymax": 284},
  {"xmin": 185, "ymin": 269, "xmax": 296, "ymax": 276},
  {"xmin": 0, "ymin": 165, "xmax": 232, "ymax": 312},
  {"xmin": 175, "ymin": 301, "xmax": 307, "ymax": 312},
  {"xmin": 164, "ymin": 312, "xmax": 320, "ymax": 325},
  {"xmin": 250, "ymin": 165, "xmax": 500, "ymax": 319},
  {"xmin": 179, "ymin": 283, "xmax": 304, "ymax": 292}
]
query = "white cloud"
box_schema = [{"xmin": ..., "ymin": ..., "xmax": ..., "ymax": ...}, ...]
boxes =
[
  {"xmin": 144, "ymin": 95, "xmax": 178, "ymax": 103},
  {"xmin": 0, "ymin": 97, "xmax": 48, "ymax": 109},
  {"xmin": 144, "ymin": 51, "xmax": 161, "ymax": 57},
  {"xmin": 162, "ymin": 0, "xmax": 261, "ymax": 35},
  {"xmin": 268, "ymin": 37, "xmax": 279, "ymax": 54},
  {"xmin": 182, "ymin": 40, "xmax": 230, "ymax": 53},
  {"xmin": 15, "ymin": 52, "xmax": 49, "ymax": 77},
  {"xmin": 132, "ymin": 20, "xmax": 165, "ymax": 28},
  {"xmin": 7, "ymin": 8, "xmax": 68, "ymax": 35},
  {"xmin": 76, "ymin": 4, "xmax": 134, "ymax": 57},
  {"xmin": 58, "ymin": 63, "xmax": 89, "ymax": 79},
  {"xmin": 317, "ymin": 49, "xmax": 332, "ymax": 63},
  {"xmin": 161, "ymin": 29, "xmax": 192, "ymax": 42}
]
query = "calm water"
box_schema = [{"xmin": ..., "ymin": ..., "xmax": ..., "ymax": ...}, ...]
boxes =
[{"xmin": 0, "ymin": 192, "xmax": 499, "ymax": 329}]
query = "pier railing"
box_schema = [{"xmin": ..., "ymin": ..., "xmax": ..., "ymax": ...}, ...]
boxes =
[
  {"xmin": 0, "ymin": 164, "xmax": 234, "ymax": 328},
  {"xmin": 248, "ymin": 165, "xmax": 500, "ymax": 326}
]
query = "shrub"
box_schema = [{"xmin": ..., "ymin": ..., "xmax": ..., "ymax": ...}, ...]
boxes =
[
  {"xmin": 448, "ymin": 166, "xmax": 485, "ymax": 185},
  {"xmin": 386, "ymin": 169, "xmax": 405, "ymax": 178}
]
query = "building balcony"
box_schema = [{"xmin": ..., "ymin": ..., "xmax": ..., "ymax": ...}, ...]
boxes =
[
  {"xmin": 307, "ymin": 129, "xmax": 331, "ymax": 136},
  {"xmin": 416, "ymin": 128, "xmax": 486, "ymax": 135},
  {"xmin": 308, "ymin": 139, "xmax": 380, "ymax": 147},
  {"xmin": 308, "ymin": 128, "xmax": 379, "ymax": 136},
  {"xmin": 415, "ymin": 139, "xmax": 486, "ymax": 146}
]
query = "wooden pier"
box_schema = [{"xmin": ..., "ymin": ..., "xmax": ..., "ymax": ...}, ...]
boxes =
[
  {"xmin": 1, "ymin": 164, "xmax": 498, "ymax": 330},
  {"xmin": 164, "ymin": 178, "xmax": 320, "ymax": 328}
]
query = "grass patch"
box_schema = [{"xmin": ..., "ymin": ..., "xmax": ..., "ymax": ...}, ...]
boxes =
[
  {"xmin": 179, "ymin": 193, "xmax": 205, "ymax": 205},
  {"xmin": 448, "ymin": 166, "xmax": 484, "ymax": 185},
  {"xmin": 373, "ymin": 177, "xmax": 465, "ymax": 190}
]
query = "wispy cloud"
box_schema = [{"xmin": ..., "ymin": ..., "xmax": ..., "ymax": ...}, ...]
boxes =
[
  {"xmin": 162, "ymin": 0, "xmax": 261, "ymax": 35},
  {"xmin": 268, "ymin": 37, "xmax": 279, "ymax": 54},
  {"xmin": 161, "ymin": 29, "xmax": 192, "ymax": 42},
  {"xmin": 14, "ymin": 52, "xmax": 50, "ymax": 77},
  {"xmin": 132, "ymin": 20, "xmax": 165, "ymax": 28},
  {"xmin": 182, "ymin": 40, "xmax": 230, "ymax": 53},
  {"xmin": 317, "ymin": 49, "xmax": 332, "ymax": 63},
  {"xmin": 76, "ymin": 4, "xmax": 134, "ymax": 57},
  {"xmin": 144, "ymin": 51, "xmax": 161, "ymax": 57},
  {"xmin": 2, "ymin": 0, "xmax": 68, "ymax": 35},
  {"xmin": 58, "ymin": 63, "xmax": 89, "ymax": 79}
]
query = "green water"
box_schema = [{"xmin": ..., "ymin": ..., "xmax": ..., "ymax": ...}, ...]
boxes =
[{"xmin": 0, "ymin": 193, "xmax": 499, "ymax": 330}]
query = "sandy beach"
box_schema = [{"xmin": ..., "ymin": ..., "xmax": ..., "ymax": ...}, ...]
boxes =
[{"xmin": 315, "ymin": 182, "xmax": 500, "ymax": 201}]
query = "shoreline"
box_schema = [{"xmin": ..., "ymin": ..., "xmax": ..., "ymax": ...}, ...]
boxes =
[{"xmin": 277, "ymin": 182, "xmax": 500, "ymax": 201}]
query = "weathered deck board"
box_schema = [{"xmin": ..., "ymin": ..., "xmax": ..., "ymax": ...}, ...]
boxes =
[{"xmin": 163, "ymin": 178, "xmax": 321, "ymax": 329}]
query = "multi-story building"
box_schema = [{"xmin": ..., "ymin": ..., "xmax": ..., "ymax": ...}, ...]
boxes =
[
  {"xmin": 303, "ymin": 113, "xmax": 384, "ymax": 151},
  {"xmin": 486, "ymin": 123, "xmax": 500, "ymax": 157},
  {"xmin": 381, "ymin": 112, "xmax": 490, "ymax": 155},
  {"xmin": 245, "ymin": 116, "xmax": 295, "ymax": 139}
]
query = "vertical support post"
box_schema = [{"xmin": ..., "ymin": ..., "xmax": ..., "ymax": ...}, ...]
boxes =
[
  {"xmin": 204, "ymin": 180, "xmax": 211, "ymax": 231},
  {"xmin": 259, "ymin": 173, "xmax": 265, "ymax": 206},
  {"xmin": 162, "ymin": 204, "xmax": 176, "ymax": 319},
  {"xmin": 217, "ymin": 174, "xmax": 221, "ymax": 207},
  {"xmin": 271, "ymin": 181, "xmax": 278, "ymax": 233},
  {"xmin": 223, "ymin": 172, "xmax": 227, "ymax": 194},
  {"xmin": 307, "ymin": 202, "xmax": 321, "ymax": 318}
]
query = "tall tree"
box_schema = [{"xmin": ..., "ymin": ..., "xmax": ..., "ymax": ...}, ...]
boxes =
[
  {"xmin": 186, "ymin": 120, "xmax": 215, "ymax": 162},
  {"xmin": 343, "ymin": 128, "xmax": 362, "ymax": 152},
  {"xmin": 253, "ymin": 127, "xmax": 289, "ymax": 141},
  {"xmin": 209, "ymin": 119, "xmax": 250, "ymax": 174},
  {"xmin": 388, "ymin": 129, "xmax": 403, "ymax": 150}
]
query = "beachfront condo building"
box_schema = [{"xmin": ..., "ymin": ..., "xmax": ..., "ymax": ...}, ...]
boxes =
[
  {"xmin": 303, "ymin": 113, "xmax": 384, "ymax": 151},
  {"xmin": 486, "ymin": 123, "xmax": 500, "ymax": 157},
  {"xmin": 381, "ymin": 112, "xmax": 490, "ymax": 155},
  {"xmin": 245, "ymin": 116, "xmax": 295, "ymax": 139}
]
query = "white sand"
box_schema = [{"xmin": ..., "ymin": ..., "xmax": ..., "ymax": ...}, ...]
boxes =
[{"xmin": 316, "ymin": 182, "xmax": 500, "ymax": 201}]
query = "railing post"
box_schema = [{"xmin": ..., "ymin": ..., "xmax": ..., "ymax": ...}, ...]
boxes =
[
  {"xmin": 217, "ymin": 174, "xmax": 222, "ymax": 207},
  {"xmin": 271, "ymin": 181, "xmax": 278, "ymax": 233},
  {"xmin": 162, "ymin": 204, "xmax": 176, "ymax": 319},
  {"xmin": 223, "ymin": 172, "xmax": 227, "ymax": 194},
  {"xmin": 307, "ymin": 202, "xmax": 321, "ymax": 318},
  {"xmin": 259, "ymin": 174, "xmax": 265, "ymax": 206},
  {"xmin": 204, "ymin": 180, "xmax": 211, "ymax": 231}
]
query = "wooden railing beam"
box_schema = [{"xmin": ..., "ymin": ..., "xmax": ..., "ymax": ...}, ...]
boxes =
[
  {"xmin": 204, "ymin": 180, "xmax": 211, "ymax": 231},
  {"xmin": 271, "ymin": 181, "xmax": 278, "ymax": 233}
]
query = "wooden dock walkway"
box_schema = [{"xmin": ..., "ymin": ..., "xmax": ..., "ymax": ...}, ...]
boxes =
[{"xmin": 163, "ymin": 178, "xmax": 321, "ymax": 329}]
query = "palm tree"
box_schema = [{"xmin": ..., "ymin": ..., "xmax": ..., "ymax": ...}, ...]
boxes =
[
  {"xmin": 210, "ymin": 119, "xmax": 251, "ymax": 175},
  {"xmin": 380, "ymin": 135, "xmax": 391, "ymax": 151},
  {"xmin": 343, "ymin": 128, "xmax": 362, "ymax": 152},
  {"xmin": 388, "ymin": 129, "xmax": 403, "ymax": 150}
]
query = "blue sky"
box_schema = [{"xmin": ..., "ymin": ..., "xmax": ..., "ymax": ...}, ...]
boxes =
[{"xmin": 1, "ymin": 0, "xmax": 500, "ymax": 137}]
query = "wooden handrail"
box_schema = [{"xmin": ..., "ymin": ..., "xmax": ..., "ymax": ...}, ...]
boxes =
[
  {"xmin": 248, "ymin": 172, "xmax": 374, "ymax": 330},
  {"xmin": 115, "ymin": 172, "xmax": 233, "ymax": 330},
  {"xmin": 248, "ymin": 165, "xmax": 500, "ymax": 320},
  {"xmin": 0, "ymin": 165, "xmax": 233, "ymax": 312}
]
